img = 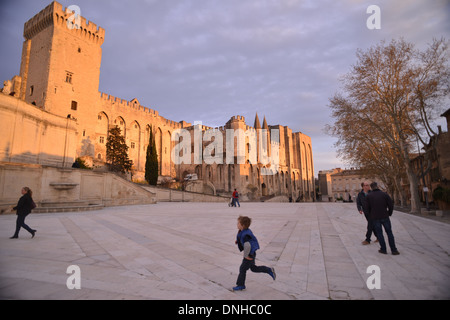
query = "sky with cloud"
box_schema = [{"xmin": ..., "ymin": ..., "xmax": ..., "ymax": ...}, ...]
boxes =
[{"xmin": 1, "ymin": 0, "xmax": 449, "ymax": 175}]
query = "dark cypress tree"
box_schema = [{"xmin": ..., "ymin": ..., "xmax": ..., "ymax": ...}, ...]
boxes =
[
  {"xmin": 105, "ymin": 126, "xmax": 133, "ymax": 173},
  {"xmin": 145, "ymin": 126, "xmax": 159, "ymax": 185}
]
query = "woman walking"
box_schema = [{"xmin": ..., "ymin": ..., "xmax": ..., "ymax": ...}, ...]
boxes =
[{"xmin": 10, "ymin": 187, "xmax": 36, "ymax": 239}]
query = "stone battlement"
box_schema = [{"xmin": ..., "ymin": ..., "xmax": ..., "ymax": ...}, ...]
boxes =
[
  {"xmin": 99, "ymin": 92, "xmax": 183, "ymax": 130},
  {"xmin": 229, "ymin": 115, "xmax": 245, "ymax": 122},
  {"xmin": 99, "ymin": 92, "xmax": 158, "ymax": 116},
  {"xmin": 24, "ymin": 1, "xmax": 105, "ymax": 44}
]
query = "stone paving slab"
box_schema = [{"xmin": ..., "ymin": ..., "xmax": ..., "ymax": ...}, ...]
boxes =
[{"xmin": 0, "ymin": 203, "xmax": 449, "ymax": 300}]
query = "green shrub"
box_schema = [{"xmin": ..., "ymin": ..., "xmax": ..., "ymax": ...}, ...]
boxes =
[
  {"xmin": 75, "ymin": 157, "xmax": 91, "ymax": 169},
  {"xmin": 433, "ymin": 186, "xmax": 450, "ymax": 203}
]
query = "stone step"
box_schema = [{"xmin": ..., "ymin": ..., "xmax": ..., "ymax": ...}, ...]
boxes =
[
  {"xmin": 39, "ymin": 200, "xmax": 90, "ymax": 208},
  {"xmin": 32, "ymin": 204, "xmax": 104, "ymax": 213}
]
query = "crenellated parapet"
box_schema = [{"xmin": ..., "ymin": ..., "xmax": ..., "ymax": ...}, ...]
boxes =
[
  {"xmin": 99, "ymin": 92, "xmax": 158, "ymax": 115},
  {"xmin": 23, "ymin": 1, "xmax": 105, "ymax": 45},
  {"xmin": 160, "ymin": 117, "xmax": 183, "ymax": 130},
  {"xmin": 23, "ymin": 2, "xmax": 54, "ymax": 40},
  {"xmin": 229, "ymin": 115, "xmax": 246, "ymax": 122},
  {"xmin": 98, "ymin": 92, "xmax": 184, "ymax": 130}
]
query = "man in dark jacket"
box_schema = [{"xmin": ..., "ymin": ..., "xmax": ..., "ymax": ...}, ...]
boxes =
[
  {"xmin": 366, "ymin": 182, "xmax": 399, "ymax": 255},
  {"xmin": 356, "ymin": 181, "xmax": 377, "ymax": 245}
]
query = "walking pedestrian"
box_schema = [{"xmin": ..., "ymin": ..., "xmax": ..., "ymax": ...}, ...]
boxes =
[
  {"xmin": 356, "ymin": 181, "xmax": 377, "ymax": 245},
  {"xmin": 366, "ymin": 182, "xmax": 399, "ymax": 255},
  {"xmin": 10, "ymin": 187, "xmax": 36, "ymax": 239},
  {"xmin": 232, "ymin": 189, "xmax": 240, "ymax": 207}
]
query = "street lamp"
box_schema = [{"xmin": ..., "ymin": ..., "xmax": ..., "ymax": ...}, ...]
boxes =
[{"xmin": 63, "ymin": 114, "xmax": 76, "ymax": 168}]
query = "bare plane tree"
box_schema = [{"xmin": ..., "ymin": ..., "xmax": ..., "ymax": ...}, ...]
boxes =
[{"xmin": 326, "ymin": 38, "xmax": 449, "ymax": 214}]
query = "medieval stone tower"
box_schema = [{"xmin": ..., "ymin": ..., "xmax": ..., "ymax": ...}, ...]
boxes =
[
  {"xmin": 18, "ymin": 2, "xmax": 106, "ymax": 164},
  {"xmin": 20, "ymin": 2, "xmax": 104, "ymax": 115}
]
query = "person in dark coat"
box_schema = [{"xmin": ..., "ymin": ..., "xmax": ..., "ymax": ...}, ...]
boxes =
[
  {"xmin": 356, "ymin": 181, "xmax": 377, "ymax": 245},
  {"xmin": 10, "ymin": 187, "xmax": 36, "ymax": 239},
  {"xmin": 366, "ymin": 182, "xmax": 399, "ymax": 255}
]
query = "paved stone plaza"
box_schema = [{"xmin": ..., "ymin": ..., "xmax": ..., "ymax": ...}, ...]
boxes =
[{"xmin": 0, "ymin": 202, "xmax": 449, "ymax": 300}]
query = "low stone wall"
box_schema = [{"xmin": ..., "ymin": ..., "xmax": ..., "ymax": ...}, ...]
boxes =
[
  {"xmin": 0, "ymin": 162, "xmax": 156, "ymax": 213},
  {"xmin": 264, "ymin": 195, "xmax": 290, "ymax": 202},
  {"xmin": 142, "ymin": 185, "xmax": 229, "ymax": 203}
]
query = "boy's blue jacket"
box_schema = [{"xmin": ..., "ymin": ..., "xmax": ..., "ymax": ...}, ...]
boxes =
[{"xmin": 236, "ymin": 228, "xmax": 260, "ymax": 256}]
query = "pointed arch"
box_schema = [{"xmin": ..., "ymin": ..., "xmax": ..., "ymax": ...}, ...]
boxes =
[
  {"xmin": 155, "ymin": 127, "xmax": 163, "ymax": 175},
  {"xmin": 95, "ymin": 112, "xmax": 109, "ymax": 163},
  {"xmin": 129, "ymin": 120, "xmax": 141, "ymax": 170},
  {"xmin": 113, "ymin": 116, "xmax": 126, "ymax": 137},
  {"xmin": 96, "ymin": 112, "xmax": 109, "ymax": 137},
  {"xmin": 167, "ymin": 130, "xmax": 173, "ymax": 177}
]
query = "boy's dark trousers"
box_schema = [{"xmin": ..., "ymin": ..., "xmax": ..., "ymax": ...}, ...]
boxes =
[{"xmin": 236, "ymin": 254, "xmax": 271, "ymax": 286}]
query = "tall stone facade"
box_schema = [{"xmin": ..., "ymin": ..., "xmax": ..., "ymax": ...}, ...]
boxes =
[
  {"xmin": 176, "ymin": 113, "xmax": 314, "ymax": 200},
  {"xmin": 1, "ymin": 1, "xmax": 315, "ymax": 201}
]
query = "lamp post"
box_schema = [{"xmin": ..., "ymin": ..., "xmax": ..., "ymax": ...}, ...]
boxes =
[
  {"xmin": 63, "ymin": 114, "xmax": 76, "ymax": 168},
  {"xmin": 62, "ymin": 114, "xmax": 71, "ymax": 168},
  {"xmin": 423, "ymin": 186, "xmax": 429, "ymax": 211}
]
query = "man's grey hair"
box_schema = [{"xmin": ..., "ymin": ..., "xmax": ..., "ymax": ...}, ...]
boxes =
[{"xmin": 370, "ymin": 181, "xmax": 378, "ymax": 190}]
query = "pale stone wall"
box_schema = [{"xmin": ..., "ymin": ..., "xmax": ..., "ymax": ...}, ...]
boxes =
[
  {"xmin": 0, "ymin": 162, "xmax": 156, "ymax": 213},
  {"xmin": 94, "ymin": 94, "xmax": 182, "ymax": 180},
  {"xmin": 143, "ymin": 185, "xmax": 228, "ymax": 203},
  {"xmin": 174, "ymin": 117, "xmax": 315, "ymax": 200},
  {"xmin": 0, "ymin": 94, "xmax": 77, "ymax": 167}
]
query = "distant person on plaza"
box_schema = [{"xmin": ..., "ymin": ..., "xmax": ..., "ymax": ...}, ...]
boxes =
[
  {"xmin": 366, "ymin": 182, "xmax": 399, "ymax": 255},
  {"xmin": 232, "ymin": 189, "xmax": 240, "ymax": 207},
  {"xmin": 233, "ymin": 216, "xmax": 276, "ymax": 291},
  {"xmin": 356, "ymin": 181, "xmax": 378, "ymax": 245},
  {"xmin": 10, "ymin": 187, "xmax": 37, "ymax": 239}
]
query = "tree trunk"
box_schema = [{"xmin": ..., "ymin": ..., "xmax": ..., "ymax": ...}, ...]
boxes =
[
  {"xmin": 404, "ymin": 160, "xmax": 421, "ymax": 214},
  {"xmin": 392, "ymin": 175, "xmax": 406, "ymax": 207},
  {"xmin": 398, "ymin": 135, "xmax": 421, "ymax": 214}
]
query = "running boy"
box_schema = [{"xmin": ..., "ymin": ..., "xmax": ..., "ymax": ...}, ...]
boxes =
[{"xmin": 233, "ymin": 216, "xmax": 276, "ymax": 291}]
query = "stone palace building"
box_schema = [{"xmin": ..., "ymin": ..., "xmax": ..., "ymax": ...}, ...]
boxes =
[{"xmin": 0, "ymin": 1, "xmax": 315, "ymax": 201}]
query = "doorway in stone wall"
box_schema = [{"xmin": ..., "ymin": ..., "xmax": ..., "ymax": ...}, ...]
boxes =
[{"xmin": 261, "ymin": 183, "xmax": 268, "ymax": 196}]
